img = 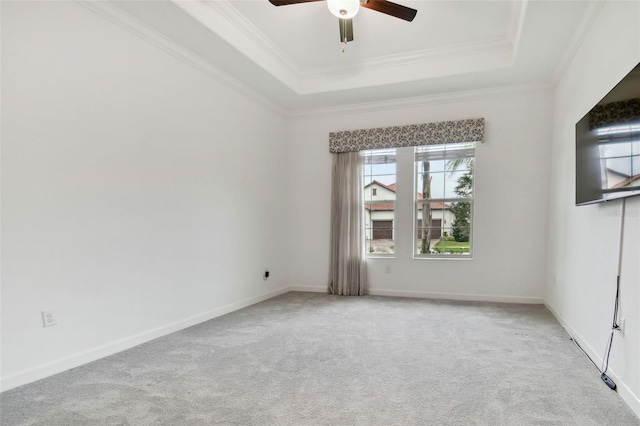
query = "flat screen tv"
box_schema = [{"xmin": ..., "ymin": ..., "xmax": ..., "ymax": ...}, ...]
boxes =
[{"xmin": 576, "ymin": 63, "xmax": 640, "ymax": 205}]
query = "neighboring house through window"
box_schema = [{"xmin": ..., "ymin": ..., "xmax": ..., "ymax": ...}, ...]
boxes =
[
  {"xmin": 363, "ymin": 149, "xmax": 396, "ymax": 256},
  {"xmin": 363, "ymin": 143, "xmax": 475, "ymax": 258}
]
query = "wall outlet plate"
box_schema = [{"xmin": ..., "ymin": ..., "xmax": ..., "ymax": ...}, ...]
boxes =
[{"xmin": 42, "ymin": 310, "xmax": 58, "ymax": 327}]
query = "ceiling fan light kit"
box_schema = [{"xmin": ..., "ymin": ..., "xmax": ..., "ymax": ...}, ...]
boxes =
[
  {"xmin": 268, "ymin": 0, "xmax": 417, "ymax": 49},
  {"xmin": 327, "ymin": 0, "xmax": 360, "ymax": 19}
]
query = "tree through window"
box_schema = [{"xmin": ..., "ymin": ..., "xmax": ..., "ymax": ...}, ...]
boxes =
[{"xmin": 415, "ymin": 142, "xmax": 475, "ymax": 257}]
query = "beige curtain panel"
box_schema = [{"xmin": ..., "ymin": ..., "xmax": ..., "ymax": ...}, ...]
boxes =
[{"xmin": 328, "ymin": 151, "xmax": 366, "ymax": 296}]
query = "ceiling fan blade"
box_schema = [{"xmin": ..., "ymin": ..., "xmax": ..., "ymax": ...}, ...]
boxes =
[
  {"xmin": 360, "ymin": 0, "xmax": 417, "ymax": 22},
  {"xmin": 339, "ymin": 18, "xmax": 354, "ymax": 43},
  {"xmin": 268, "ymin": 0, "xmax": 324, "ymax": 5}
]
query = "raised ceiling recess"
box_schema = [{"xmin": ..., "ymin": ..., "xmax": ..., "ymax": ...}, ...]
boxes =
[{"xmin": 95, "ymin": 0, "xmax": 598, "ymax": 112}]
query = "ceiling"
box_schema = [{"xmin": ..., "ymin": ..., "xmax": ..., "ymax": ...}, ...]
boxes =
[{"xmin": 99, "ymin": 0, "xmax": 598, "ymax": 114}]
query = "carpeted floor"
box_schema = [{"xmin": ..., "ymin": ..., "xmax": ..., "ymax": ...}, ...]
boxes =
[{"xmin": 1, "ymin": 292, "xmax": 638, "ymax": 425}]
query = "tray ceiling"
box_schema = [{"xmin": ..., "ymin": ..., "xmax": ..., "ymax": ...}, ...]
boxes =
[{"xmin": 98, "ymin": 0, "xmax": 598, "ymax": 113}]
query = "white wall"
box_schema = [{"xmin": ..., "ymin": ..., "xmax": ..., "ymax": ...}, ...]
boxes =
[
  {"xmin": 0, "ymin": 1, "xmax": 289, "ymax": 390},
  {"xmin": 546, "ymin": 0, "xmax": 640, "ymax": 416},
  {"xmin": 288, "ymin": 89, "xmax": 552, "ymax": 303}
]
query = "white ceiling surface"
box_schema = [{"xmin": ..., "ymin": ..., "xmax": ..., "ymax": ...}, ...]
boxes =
[{"xmin": 106, "ymin": 0, "xmax": 596, "ymax": 113}]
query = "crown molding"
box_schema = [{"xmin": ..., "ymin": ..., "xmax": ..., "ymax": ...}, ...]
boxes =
[
  {"xmin": 507, "ymin": 0, "xmax": 528, "ymax": 62},
  {"xmin": 288, "ymin": 82, "xmax": 553, "ymax": 119},
  {"xmin": 297, "ymin": 37, "xmax": 514, "ymax": 94},
  {"xmin": 75, "ymin": 0, "xmax": 287, "ymax": 117},
  {"xmin": 172, "ymin": 0, "xmax": 301, "ymax": 92},
  {"xmin": 203, "ymin": 0, "xmax": 301, "ymax": 76},
  {"xmin": 302, "ymin": 36, "xmax": 513, "ymax": 80},
  {"xmin": 549, "ymin": 0, "xmax": 605, "ymax": 87}
]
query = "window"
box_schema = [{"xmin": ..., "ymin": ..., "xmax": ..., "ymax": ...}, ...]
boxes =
[
  {"xmin": 414, "ymin": 142, "xmax": 475, "ymax": 257},
  {"xmin": 363, "ymin": 148, "xmax": 396, "ymax": 256}
]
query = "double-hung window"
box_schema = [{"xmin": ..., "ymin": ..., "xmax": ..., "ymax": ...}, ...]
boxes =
[
  {"xmin": 414, "ymin": 142, "xmax": 475, "ymax": 257},
  {"xmin": 337, "ymin": 118, "xmax": 482, "ymax": 259},
  {"xmin": 363, "ymin": 148, "xmax": 397, "ymax": 256}
]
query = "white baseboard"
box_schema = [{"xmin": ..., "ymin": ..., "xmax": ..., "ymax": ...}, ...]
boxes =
[
  {"xmin": 290, "ymin": 285, "xmax": 543, "ymax": 304},
  {"xmin": 366, "ymin": 288, "xmax": 544, "ymax": 304},
  {"xmin": 289, "ymin": 285, "xmax": 326, "ymax": 293},
  {"xmin": 545, "ymin": 302, "xmax": 640, "ymax": 419},
  {"xmin": 0, "ymin": 286, "xmax": 289, "ymax": 393}
]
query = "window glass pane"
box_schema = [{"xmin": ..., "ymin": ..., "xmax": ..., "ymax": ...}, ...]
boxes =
[
  {"xmin": 416, "ymin": 233, "xmax": 429, "ymax": 254},
  {"xmin": 363, "ymin": 148, "xmax": 396, "ymax": 256},
  {"xmin": 365, "ymin": 205, "xmax": 395, "ymax": 255},
  {"xmin": 422, "ymin": 159, "xmax": 445, "ymax": 172},
  {"xmin": 364, "ymin": 148, "xmax": 396, "ymax": 162},
  {"xmin": 416, "ymin": 160, "xmax": 445, "ymax": 175},
  {"xmin": 430, "ymin": 207, "xmax": 447, "ymax": 230},
  {"xmin": 364, "ymin": 163, "xmax": 396, "ymax": 184},
  {"xmin": 432, "ymin": 232, "xmax": 470, "ymax": 255},
  {"xmin": 450, "ymin": 200, "xmax": 471, "ymax": 241},
  {"xmin": 416, "ymin": 228, "xmax": 442, "ymax": 254},
  {"xmin": 417, "ymin": 171, "xmax": 446, "ymax": 199},
  {"xmin": 365, "ymin": 184, "xmax": 395, "ymax": 202},
  {"xmin": 446, "ymin": 158, "xmax": 473, "ymax": 174},
  {"xmin": 414, "ymin": 142, "xmax": 475, "ymax": 257},
  {"xmin": 416, "ymin": 142, "xmax": 475, "ymax": 161},
  {"xmin": 446, "ymin": 170, "xmax": 472, "ymax": 198}
]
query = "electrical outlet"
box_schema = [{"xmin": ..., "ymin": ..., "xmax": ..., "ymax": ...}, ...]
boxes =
[
  {"xmin": 42, "ymin": 310, "xmax": 58, "ymax": 327},
  {"xmin": 385, "ymin": 265, "xmax": 391, "ymax": 273},
  {"xmin": 616, "ymin": 318, "xmax": 625, "ymax": 336},
  {"xmin": 263, "ymin": 269, "xmax": 270, "ymax": 281}
]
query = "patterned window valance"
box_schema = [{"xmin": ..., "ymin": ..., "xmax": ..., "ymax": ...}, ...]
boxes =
[
  {"xmin": 589, "ymin": 98, "xmax": 640, "ymax": 129},
  {"xmin": 329, "ymin": 118, "xmax": 484, "ymax": 154}
]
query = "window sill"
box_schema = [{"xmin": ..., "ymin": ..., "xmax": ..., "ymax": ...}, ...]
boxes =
[
  {"xmin": 412, "ymin": 255, "xmax": 474, "ymax": 260},
  {"xmin": 366, "ymin": 254, "xmax": 395, "ymax": 259}
]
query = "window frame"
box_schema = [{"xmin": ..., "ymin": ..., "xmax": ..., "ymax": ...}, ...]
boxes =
[
  {"xmin": 412, "ymin": 143, "xmax": 475, "ymax": 259},
  {"xmin": 362, "ymin": 148, "xmax": 397, "ymax": 258}
]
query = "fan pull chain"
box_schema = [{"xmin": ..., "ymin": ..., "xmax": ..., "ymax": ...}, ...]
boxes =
[{"xmin": 341, "ymin": 18, "xmax": 347, "ymax": 53}]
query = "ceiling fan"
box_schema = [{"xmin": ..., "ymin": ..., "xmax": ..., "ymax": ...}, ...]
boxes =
[{"xmin": 268, "ymin": 0, "xmax": 417, "ymax": 46}]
